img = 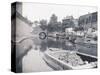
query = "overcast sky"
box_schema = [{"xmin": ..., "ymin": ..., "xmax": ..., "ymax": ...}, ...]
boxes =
[{"xmin": 22, "ymin": 2, "xmax": 97, "ymax": 22}]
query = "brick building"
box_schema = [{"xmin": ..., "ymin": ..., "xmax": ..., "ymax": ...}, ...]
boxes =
[{"xmin": 78, "ymin": 12, "xmax": 97, "ymax": 31}]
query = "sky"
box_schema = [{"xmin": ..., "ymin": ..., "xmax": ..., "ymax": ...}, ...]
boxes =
[{"xmin": 22, "ymin": 2, "xmax": 97, "ymax": 22}]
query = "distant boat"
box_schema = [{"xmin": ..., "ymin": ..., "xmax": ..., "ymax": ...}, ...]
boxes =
[
  {"xmin": 75, "ymin": 36, "xmax": 97, "ymax": 56},
  {"xmin": 43, "ymin": 48, "xmax": 97, "ymax": 70}
]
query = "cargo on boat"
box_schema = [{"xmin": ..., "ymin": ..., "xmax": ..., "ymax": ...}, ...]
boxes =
[{"xmin": 43, "ymin": 48, "xmax": 97, "ymax": 70}]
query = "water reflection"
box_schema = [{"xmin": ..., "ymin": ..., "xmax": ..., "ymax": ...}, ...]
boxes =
[{"xmin": 33, "ymin": 33, "xmax": 97, "ymax": 56}]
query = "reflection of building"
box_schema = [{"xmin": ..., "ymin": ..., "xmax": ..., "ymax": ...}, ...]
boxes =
[{"xmin": 78, "ymin": 12, "xmax": 97, "ymax": 30}]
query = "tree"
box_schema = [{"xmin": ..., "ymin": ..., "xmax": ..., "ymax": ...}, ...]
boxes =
[
  {"xmin": 49, "ymin": 14, "xmax": 57, "ymax": 24},
  {"xmin": 39, "ymin": 19, "xmax": 47, "ymax": 30},
  {"xmin": 48, "ymin": 14, "xmax": 60, "ymax": 32},
  {"xmin": 33, "ymin": 20, "xmax": 39, "ymax": 26}
]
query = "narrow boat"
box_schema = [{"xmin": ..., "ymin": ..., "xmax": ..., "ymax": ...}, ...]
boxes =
[{"xmin": 43, "ymin": 48, "xmax": 97, "ymax": 70}]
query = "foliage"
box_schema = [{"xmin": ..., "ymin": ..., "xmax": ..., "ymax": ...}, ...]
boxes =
[{"xmin": 39, "ymin": 19, "xmax": 47, "ymax": 30}]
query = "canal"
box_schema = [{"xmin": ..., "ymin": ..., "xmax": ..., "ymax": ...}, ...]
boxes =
[{"xmin": 22, "ymin": 31, "xmax": 97, "ymax": 72}]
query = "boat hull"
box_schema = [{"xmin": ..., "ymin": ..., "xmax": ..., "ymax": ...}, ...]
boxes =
[{"xmin": 43, "ymin": 50, "xmax": 97, "ymax": 70}]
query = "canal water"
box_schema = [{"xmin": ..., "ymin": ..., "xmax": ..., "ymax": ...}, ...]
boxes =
[
  {"xmin": 22, "ymin": 30, "xmax": 97, "ymax": 72},
  {"xmin": 22, "ymin": 48, "xmax": 53, "ymax": 72}
]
